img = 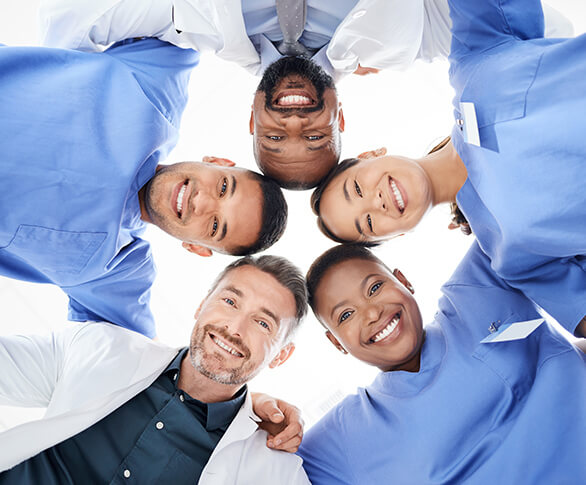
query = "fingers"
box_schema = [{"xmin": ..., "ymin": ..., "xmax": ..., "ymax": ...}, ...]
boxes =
[
  {"xmin": 353, "ymin": 64, "xmax": 381, "ymax": 76},
  {"xmin": 267, "ymin": 430, "xmax": 303, "ymax": 453},
  {"xmin": 357, "ymin": 147, "xmax": 387, "ymax": 159},
  {"xmin": 202, "ymin": 156, "xmax": 235, "ymax": 167}
]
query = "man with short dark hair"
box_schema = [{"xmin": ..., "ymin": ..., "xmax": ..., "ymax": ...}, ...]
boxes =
[
  {"xmin": 0, "ymin": 255, "xmax": 310, "ymax": 484},
  {"xmin": 0, "ymin": 38, "xmax": 287, "ymax": 337}
]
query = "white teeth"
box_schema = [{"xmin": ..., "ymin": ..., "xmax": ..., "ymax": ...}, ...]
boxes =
[
  {"xmin": 176, "ymin": 184, "xmax": 187, "ymax": 215},
  {"xmin": 390, "ymin": 180, "xmax": 405, "ymax": 211},
  {"xmin": 277, "ymin": 94, "xmax": 312, "ymax": 106},
  {"xmin": 212, "ymin": 336, "xmax": 243, "ymax": 357},
  {"xmin": 372, "ymin": 314, "xmax": 400, "ymax": 343}
]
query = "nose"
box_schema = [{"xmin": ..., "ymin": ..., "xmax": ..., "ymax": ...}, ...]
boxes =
[
  {"xmin": 223, "ymin": 315, "xmax": 247, "ymax": 338},
  {"xmin": 192, "ymin": 190, "xmax": 217, "ymax": 216},
  {"xmin": 374, "ymin": 190, "xmax": 386, "ymax": 211},
  {"xmin": 364, "ymin": 303, "xmax": 383, "ymax": 327},
  {"xmin": 281, "ymin": 114, "xmax": 309, "ymax": 132}
]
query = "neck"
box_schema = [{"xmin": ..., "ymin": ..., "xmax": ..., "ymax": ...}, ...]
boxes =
[
  {"xmin": 178, "ymin": 352, "xmax": 242, "ymax": 403},
  {"xmin": 417, "ymin": 139, "xmax": 467, "ymax": 206}
]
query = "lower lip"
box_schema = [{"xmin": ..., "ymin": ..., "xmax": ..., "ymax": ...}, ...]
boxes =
[
  {"xmin": 389, "ymin": 177, "xmax": 408, "ymax": 214},
  {"xmin": 372, "ymin": 316, "xmax": 403, "ymax": 345},
  {"xmin": 209, "ymin": 334, "xmax": 243, "ymax": 358}
]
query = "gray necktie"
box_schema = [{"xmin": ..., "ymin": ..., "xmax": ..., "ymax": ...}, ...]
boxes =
[{"xmin": 275, "ymin": 0, "xmax": 312, "ymax": 57}]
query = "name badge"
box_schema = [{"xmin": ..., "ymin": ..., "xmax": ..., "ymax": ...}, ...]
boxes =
[
  {"xmin": 480, "ymin": 318, "xmax": 544, "ymax": 343},
  {"xmin": 459, "ymin": 102, "xmax": 480, "ymax": 146}
]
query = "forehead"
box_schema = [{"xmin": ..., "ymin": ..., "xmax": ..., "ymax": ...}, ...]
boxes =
[
  {"xmin": 257, "ymin": 145, "xmax": 337, "ymax": 185},
  {"xmin": 214, "ymin": 265, "xmax": 296, "ymax": 318}
]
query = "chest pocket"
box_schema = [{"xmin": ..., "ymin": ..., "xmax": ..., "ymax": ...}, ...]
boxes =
[
  {"xmin": 472, "ymin": 315, "xmax": 571, "ymax": 403},
  {"xmin": 1, "ymin": 224, "xmax": 107, "ymax": 281},
  {"xmin": 457, "ymin": 48, "xmax": 543, "ymax": 129}
]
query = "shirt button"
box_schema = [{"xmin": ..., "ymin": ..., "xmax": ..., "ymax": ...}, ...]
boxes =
[
  {"xmin": 123, "ymin": 469, "xmax": 131, "ymax": 479},
  {"xmin": 156, "ymin": 421, "xmax": 164, "ymax": 430},
  {"xmin": 352, "ymin": 9, "xmax": 366, "ymax": 19},
  {"xmin": 179, "ymin": 394, "xmax": 185, "ymax": 402},
  {"xmin": 173, "ymin": 372, "xmax": 178, "ymax": 381}
]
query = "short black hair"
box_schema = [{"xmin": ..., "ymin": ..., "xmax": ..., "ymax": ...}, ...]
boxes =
[
  {"xmin": 230, "ymin": 171, "xmax": 288, "ymax": 256},
  {"xmin": 210, "ymin": 254, "xmax": 308, "ymax": 339},
  {"xmin": 310, "ymin": 157, "xmax": 379, "ymax": 246},
  {"xmin": 306, "ymin": 244, "xmax": 388, "ymax": 320}
]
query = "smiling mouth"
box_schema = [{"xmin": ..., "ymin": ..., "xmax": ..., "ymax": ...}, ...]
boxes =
[
  {"xmin": 273, "ymin": 89, "xmax": 316, "ymax": 108},
  {"xmin": 176, "ymin": 180, "xmax": 188, "ymax": 218},
  {"xmin": 210, "ymin": 334, "xmax": 244, "ymax": 358},
  {"xmin": 369, "ymin": 311, "xmax": 401, "ymax": 343},
  {"xmin": 389, "ymin": 177, "xmax": 406, "ymax": 214}
]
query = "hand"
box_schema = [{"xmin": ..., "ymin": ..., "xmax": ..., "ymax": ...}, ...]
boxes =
[
  {"xmin": 251, "ymin": 392, "xmax": 304, "ymax": 453},
  {"xmin": 357, "ymin": 147, "xmax": 387, "ymax": 159},
  {"xmin": 353, "ymin": 64, "xmax": 380, "ymax": 76},
  {"xmin": 202, "ymin": 156, "xmax": 235, "ymax": 167}
]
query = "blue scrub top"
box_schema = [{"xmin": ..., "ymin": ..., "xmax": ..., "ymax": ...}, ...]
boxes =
[
  {"xmin": 447, "ymin": 0, "xmax": 586, "ymax": 333},
  {"xmin": 299, "ymin": 242, "xmax": 586, "ymax": 484},
  {"xmin": 0, "ymin": 39, "xmax": 199, "ymax": 336}
]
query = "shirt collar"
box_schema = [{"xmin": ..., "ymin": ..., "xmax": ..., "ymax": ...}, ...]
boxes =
[
  {"xmin": 258, "ymin": 34, "xmax": 334, "ymax": 78},
  {"xmin": 166, "ymin": 348, "xmax": 248, "ymax": 431}
]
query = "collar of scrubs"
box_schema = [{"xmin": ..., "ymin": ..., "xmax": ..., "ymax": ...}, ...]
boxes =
[
  {"xmin": 370, "ymin": 325, "xmax": 446, "ymax": 398},
  {"xmin": 165, "ymin": 348, "xmax": 248, "ymax": 431},
  {"xmin": 259, "ymin": 35, "xmax": 334, "ymax": 77}
]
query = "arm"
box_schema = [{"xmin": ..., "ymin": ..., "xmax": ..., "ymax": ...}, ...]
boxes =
[
  {"xmin": 64, "ymin": 240, "xmax": 157, "ymax": 338},
  {"xmin": 0, "ymin": 328, "xmax": 75, "ymax": 407},
  {"xmin": 251, "ymin": 392, "xmax": 304, "ymax": 453},
  {"xmin": 449, "ymin": 0, "xmax": 545, "ymax": 60},
  {"xmin": 39, "ymin": 0, "xmax": 176, "ymax": 50}
]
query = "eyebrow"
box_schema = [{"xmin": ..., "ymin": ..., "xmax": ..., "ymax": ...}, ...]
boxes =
[
  {"xmin": 230, "ymin": 175, "xmax": 237, "ymax": 196},
  {"xmin": 261, "ymin": 307, "xmax": 280, "ymax": 327},
  {"xmin": 354, "ymin": 219, "xmax": 364, "ymax": 237},
  {"xmin": 217, "ymin": 222, "xmax": 228, "ymax": 242},
  {"xmin": 343, "ymin": 180, "xmax": 350, "ymax": 202},
  {"xmin": 307, "ymin": 143, "xmax": 328, "ymax": 152},
  {"xmin": 225, "ymin": 286, "xmax": 243, "ymax": 297},
  {"xmin": 260, "ymin": 144, "xmax": 282, "ymax": 154}
]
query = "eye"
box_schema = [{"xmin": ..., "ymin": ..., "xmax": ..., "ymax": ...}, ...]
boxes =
[
  {"xmin": 367, "ymin": 215, "xmax": 373, "ymax": 232},
  {"xmin": 257, "ymin": 320, "xmax": 270, "ymax": 330},
  {"xmin": 266, "ymin": 135, "xmax": 283, "ymax": 141},
  {"xmin": 220, "ymin": 177, "xmax": 227, "ymax": 197},
  {"xmin": 223, "ymin": 298, "xmax": 235, "ymax": 306},
  {"xmin": 211, "ymin": 217, "xmax": 218, "ymax": 237},
  {"xmin": 305, "ymin": 135, "xmax": 323, "ymax": 141},
  {"xmin": 369, "ymin": 281, "xmax": 383, "ymax": 296},
  {"xmin": 338, "ymin": 310, "xmax": 353, "ymax": 324},
  {"xmin": 354, "ymin": 180, "xmax": 363, "ymax": 198}
]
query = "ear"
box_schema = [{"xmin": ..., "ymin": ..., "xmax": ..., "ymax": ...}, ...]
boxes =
[
  {"xmin": 182, "ymin": 242, "xmax": 213, "ymax": 257},
  {"xmin": 392, "ymin": 268, "xmax": 415, "ymax": 294},
  {"xmin": 338, "ymin": 105, "xmax": 345, "ymax": 133},
  {"xmin": 202, "ymin": 156, "xmax": 235, "ymax": 167},
  {"xmin": 268, "ymin": 343, "xmax": 295, "ymax": 369},
  {"xmin": 325, "ymin": 330, "xmax": 348, "ymax": 354},
  {"xmin": 249, "ymin": 110, "xmax": 255, "ymax": 135},
  {"xmin": 193, "ymin": 299, "xmax": 205, "ymax": 319}
]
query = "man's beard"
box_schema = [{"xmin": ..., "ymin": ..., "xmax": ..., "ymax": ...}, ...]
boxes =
[
  {"xmin": 257, "ymin": 56, "xmax": 335, "ymax": 114},
  {"xmin": 189, "ymin": 323, "xmax": 259, "ymax": 386}
]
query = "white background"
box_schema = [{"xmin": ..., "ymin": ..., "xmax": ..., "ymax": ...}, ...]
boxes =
[{"xmin": 1, "ymin": 1, "xmax": 584, "ymax": 429}]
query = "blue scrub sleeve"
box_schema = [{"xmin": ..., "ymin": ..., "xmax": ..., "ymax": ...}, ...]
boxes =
[
  {"xmin": 503, "ymin": 257, "xmax": 586, "ymax": 336},
  {"xmin": 63, "ymin": 239, "xmax": 157, "ymax": 338},
  {"xmin": 448, "ymin": 0, "xmax": 545, "ymax": 60},
  {"xmin": 104, "ymin": 37, "xmax": 199, "ymax": 129}
]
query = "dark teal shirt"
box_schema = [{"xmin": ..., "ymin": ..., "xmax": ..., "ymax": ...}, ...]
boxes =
[{"xmin": 0, "ymin": 348, "xmax": 246, "ymax": 484}]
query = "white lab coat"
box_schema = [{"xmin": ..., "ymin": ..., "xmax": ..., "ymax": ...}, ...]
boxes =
[
  {"xmin": 0, "ymin": 322, "xmax": 309, "ymax": 484},
  {"xmin": 38, "ymin": 0, "xmax": 453, "ymax": 80}
]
